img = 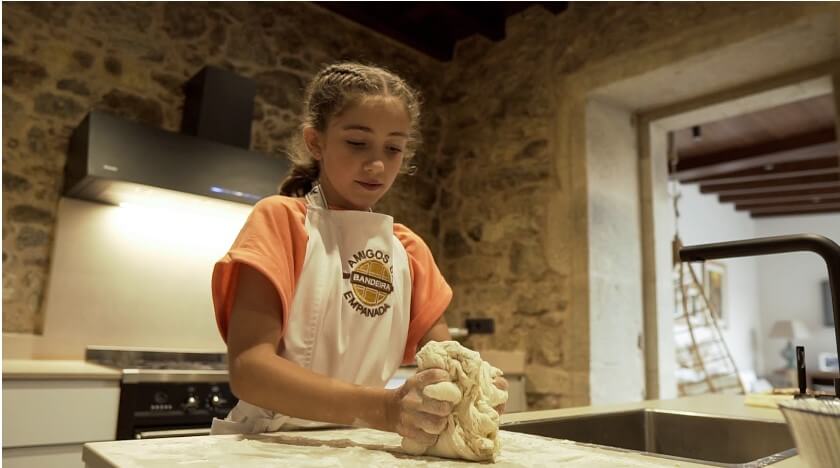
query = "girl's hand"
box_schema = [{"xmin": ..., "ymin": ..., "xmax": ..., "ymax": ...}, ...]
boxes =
[
  {"xmin": 385, "ymin": 368, "xmax": 453, "ymax": 445},
  {"xmin": 493, "ymin": 376, "xmax": 509, "ymax": 415}
]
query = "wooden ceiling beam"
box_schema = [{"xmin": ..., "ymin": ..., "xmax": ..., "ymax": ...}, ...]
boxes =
[
  {"xmin": 713, "ymin": 181, "xmax": 840, "ymax": 198},
  {"xmin": 734, "ymin": 192, "xmax": 840, "ymax": 209},
  {"xmin": 671, "ymin": 128, "xmax": 837, "ymax": 181},
  {"xmin": 751, "ymin": 201, "xmax": 840, "ymax": 213},
  {"xmin": 690, "ymin": 167, "xmax": 839, "ymax": 187},
  {"xmin": 750, "ymin": 202, "xmax": 840, "ymax": 218},
  {"xmin": 699, "ymin": 173, "xmax": 839, "ymax": 194},
  {"xmin": 682, "ymin": 156, "xmax": 839, "ymax": 183},
  {"xmin": 719, "ymin": 185, "xmax": 840, "ymax": 203},
  {"xmin": 675, "ymin": 141, "xmax": 837, "ymax": 180}
]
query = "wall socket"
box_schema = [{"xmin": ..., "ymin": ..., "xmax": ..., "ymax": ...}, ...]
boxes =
[{"xmin": 465, "ymin": 318, "xmax": 495, "ymax": 335}]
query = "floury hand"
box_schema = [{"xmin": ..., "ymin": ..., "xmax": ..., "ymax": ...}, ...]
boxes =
[{"xmin": 384, "ymin": 368, "xmax": 454, "ymax": 445}]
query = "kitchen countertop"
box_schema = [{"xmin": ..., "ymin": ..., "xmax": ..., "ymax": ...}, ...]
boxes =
[
  {"xmin": 3, "ymin": 359, "xmax": 122, "ymax": 380},
  {"xmin": 84, "ymin": 428, "xmax": 694, "ymax": 468},
  {"xmin": 82, "ymin": 395, "xmax": 806, "ymax": 467}
]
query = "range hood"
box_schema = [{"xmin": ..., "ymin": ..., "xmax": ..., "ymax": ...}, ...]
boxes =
[{"xmin": 65, "ymin": 66, "xmax": 290, "ymax": 206}]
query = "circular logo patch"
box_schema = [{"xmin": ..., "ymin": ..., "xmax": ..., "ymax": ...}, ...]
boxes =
[{"xmin": 350, "ymin": 259, "xmax": 393, "ymax": 307}]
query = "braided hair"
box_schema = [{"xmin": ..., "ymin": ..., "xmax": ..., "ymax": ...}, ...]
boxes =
[{"xmin": 279, "ymin": 62, "xmax": 423, "ymax": 197}]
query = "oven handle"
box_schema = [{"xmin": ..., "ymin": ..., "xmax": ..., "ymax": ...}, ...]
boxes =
[{"xmin": 135, "ymin": 428, "xmax": 212, "ymax": 439}]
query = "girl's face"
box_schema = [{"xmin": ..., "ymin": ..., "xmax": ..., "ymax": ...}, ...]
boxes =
[{"xmin": 306, "ymin": 96, "xmax": 410, "ymax": 211}]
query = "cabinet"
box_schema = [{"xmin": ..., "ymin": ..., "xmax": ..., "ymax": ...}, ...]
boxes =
[
  {"xmin": 4, "ymin": 444, "xmax": 85, "ymax": 468},
  {"xmin": 3, "ymin": 373, "xmax": 120, "ymax": 468}
]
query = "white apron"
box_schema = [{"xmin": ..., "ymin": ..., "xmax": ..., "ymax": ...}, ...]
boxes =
[{"xmin": 211, "ymin": 184, "xmax": 412, "ymax": 434}]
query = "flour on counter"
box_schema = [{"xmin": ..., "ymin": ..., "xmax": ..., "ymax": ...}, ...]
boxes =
[
  {"xmin": 84, "ymin": 428, "xmax": 684, "ymax": 467},
  {"xmin": 400, "ymin": 340, "xmax": 508, "ymax": 461}
]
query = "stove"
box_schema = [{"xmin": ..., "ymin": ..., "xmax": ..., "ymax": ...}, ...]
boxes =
[{"xmin": 86, "ymin": 346, "xmax": 238, "ymax": 440}]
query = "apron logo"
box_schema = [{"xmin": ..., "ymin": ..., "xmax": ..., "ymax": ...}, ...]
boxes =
[{"xmin": 343, "ymin": 249, "xmax": 393, "ymax": 317}]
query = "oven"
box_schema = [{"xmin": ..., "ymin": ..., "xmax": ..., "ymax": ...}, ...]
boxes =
[{"xmin": 86, "ymin": 347, "xmax": 238, "ymax": 440}]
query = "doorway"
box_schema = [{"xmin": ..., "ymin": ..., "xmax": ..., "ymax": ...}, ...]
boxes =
[{"xmin": 582, "ymin": 13, "xmax": 839, "ymax": 400}]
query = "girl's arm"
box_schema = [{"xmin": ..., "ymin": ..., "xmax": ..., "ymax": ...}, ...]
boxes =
[
  {"xmin": 226, "ymin": 263, "xmax": 390, "ymax": 429},
  {"xmin": 227, "ymin": 263, "xmax": 451, "ymax": 441},
  {"xmin": 418, "ymin": 315, "xmax": 452, "ymax": 348}
]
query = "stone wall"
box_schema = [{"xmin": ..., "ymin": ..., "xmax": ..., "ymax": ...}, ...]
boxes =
[
  {"xmin": 2, "ymin": 2, "xmax": 445, "ymax": 333},
  {"xmin": 437, "ymin": 8, "xmax": 568, "ymax": 409}
]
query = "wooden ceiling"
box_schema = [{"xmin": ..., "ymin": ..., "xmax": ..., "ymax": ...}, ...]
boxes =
[
  {"xmin": 671, "ymin": 94, "xmax": 840, "ymax": 218},
  {"xmin": 315, "ymin": 2, "xmax": 568, "ymax": 61}
]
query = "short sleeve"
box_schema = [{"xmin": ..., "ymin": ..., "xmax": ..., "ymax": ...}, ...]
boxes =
[
  {"xmin": 211, "ymin": 196, "xmax": 308, "ymax": 342},
  {"xmin": 395, "ymin": 225, "xmax": 453, "ymax": 364}
]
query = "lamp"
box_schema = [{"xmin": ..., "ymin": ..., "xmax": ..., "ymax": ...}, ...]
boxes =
[{"xmin": 769, "ymin": 319, "xmax": 811, "ymax": 369}]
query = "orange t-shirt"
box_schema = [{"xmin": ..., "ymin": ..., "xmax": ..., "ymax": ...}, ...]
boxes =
[{"xmin": 211, "ymin": 195, "xmax": 453, "ymax": 364}]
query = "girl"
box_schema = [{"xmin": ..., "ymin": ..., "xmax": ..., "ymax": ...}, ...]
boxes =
[{"xmin": 210, "ymin": 62, "xmax": 505, "ymax": 444}]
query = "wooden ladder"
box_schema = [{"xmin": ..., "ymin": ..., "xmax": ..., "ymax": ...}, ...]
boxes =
[{"xmin": 673, "ymin": 237, "xmax": 746, "ymax": 396}]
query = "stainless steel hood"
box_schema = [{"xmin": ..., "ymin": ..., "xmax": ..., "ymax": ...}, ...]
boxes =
[{"xmin": 64, "ymin": 67, "xmax": 290, "ymax": 206}]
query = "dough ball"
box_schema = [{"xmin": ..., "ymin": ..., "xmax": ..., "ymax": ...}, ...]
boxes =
[{"xmin": 400, "ymin": 341, "xmax": 508, "ymax": 462}]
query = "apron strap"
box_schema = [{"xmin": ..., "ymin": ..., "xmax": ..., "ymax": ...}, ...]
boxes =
[{"xmin": 305, "ymin": 184, "xmax": 329, "ymax": 209}]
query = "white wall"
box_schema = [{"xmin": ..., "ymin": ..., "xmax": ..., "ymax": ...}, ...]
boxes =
[
  {"xmin": 755, "ymin": 214, "xmax": 840, "ymax": 373},
  {"xmin": 8, "ymin": 196, "xmax": 252, "ymax": 359},
  {"xmin": 586, "ymin": 99, "xmax": 646, "ymax": 404},
  {"xmin": 675, "ymin": 184, "xmax": 763, "ymax": 381},
  {"xmin": 645, "ymin": 122, "xmax": 679, "ymax": 400}
]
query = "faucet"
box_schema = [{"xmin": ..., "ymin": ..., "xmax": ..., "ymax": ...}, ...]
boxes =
[{"xmin": 679, "ymin": 234, "xmax": 840, "ymax": 398}]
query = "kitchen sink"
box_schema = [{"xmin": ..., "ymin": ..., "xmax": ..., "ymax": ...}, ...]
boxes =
[{"xmin": 501, "ymin": 409, "xmax": 797, "ymax": 467}]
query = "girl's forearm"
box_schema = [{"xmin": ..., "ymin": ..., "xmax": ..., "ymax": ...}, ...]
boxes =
[{"xmin": 229, "ymin": 345, "xmax": 393, "ymax": 430}]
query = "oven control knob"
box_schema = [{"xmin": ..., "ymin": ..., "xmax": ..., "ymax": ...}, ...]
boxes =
[
  {"xmin": 153, "ymin": 392, "xmax": 169, "ymax": 404},
  {"xmin": 184, "ymin": 395, "xmax": 199, "ymax": 410},
  {"xmin": 208, "ymin": 393, "xmax": 227, "ymax": 408}
]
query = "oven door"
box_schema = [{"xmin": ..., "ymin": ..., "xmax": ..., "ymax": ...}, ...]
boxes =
[{"xmin": 116, "ymin": 380, "xmax": 237, "ymax": 440}]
